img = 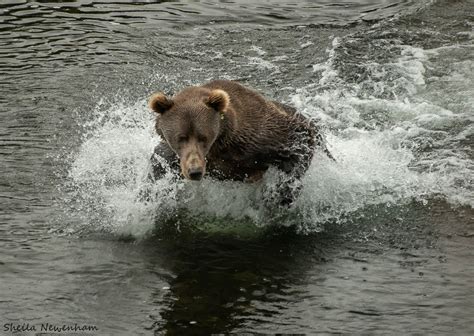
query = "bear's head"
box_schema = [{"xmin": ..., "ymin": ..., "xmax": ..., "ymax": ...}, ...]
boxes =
[{"xmin": 148, "ymin": 87, "xmax": 230, "ymax": 180}]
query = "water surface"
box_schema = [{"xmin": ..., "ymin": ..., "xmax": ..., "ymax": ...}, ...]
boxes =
[{"xmin": 1, "ymin": 0, "xmax": 473, "ymax": 335}]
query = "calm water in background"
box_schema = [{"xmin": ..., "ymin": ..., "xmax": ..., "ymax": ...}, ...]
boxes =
[{"xmin": 1, "ymin": 0, "xmax": 473, "ymax": 335}]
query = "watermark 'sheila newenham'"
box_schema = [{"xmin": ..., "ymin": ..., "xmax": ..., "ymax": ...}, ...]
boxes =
[{"xmin": 3, "ymin": 322, "xmax": 99, "ymax": 333}]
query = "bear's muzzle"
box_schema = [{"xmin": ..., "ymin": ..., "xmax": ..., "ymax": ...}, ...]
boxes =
[{"xmin": 181, "ymin": 150, "xmax": 206, "ymax": 181}]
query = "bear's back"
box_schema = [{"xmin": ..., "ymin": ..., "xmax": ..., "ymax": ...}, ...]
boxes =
[{"xmin": 202, "ymin": 80, "xmax": 289, "ymax": 120}]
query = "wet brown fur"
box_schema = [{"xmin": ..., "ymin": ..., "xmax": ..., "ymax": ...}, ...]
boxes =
[{"xmin": 149, "ymin": 80, "xmax": 326, "ymax": 204}]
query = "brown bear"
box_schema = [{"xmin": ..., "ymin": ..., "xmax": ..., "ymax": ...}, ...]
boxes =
[{"xmin": 148, "ymin": 80, "xmax": 329, "ymax": 206}]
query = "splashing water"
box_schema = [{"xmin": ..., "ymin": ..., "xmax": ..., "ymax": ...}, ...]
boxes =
[
  {"xmin": 292, "ymin": 38, "xmax": 473, "ymax": 220},
  {"xmin": 65, "ymin": 35, "xmax": 473, "ymax": 238}
]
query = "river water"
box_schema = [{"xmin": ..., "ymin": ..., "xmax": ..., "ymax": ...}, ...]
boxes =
[{"xmin": 1, "ymin": 0, "xmax": 473, "ymax": 335}]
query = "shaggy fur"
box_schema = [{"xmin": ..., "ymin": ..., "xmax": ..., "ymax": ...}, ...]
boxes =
[{"xmin": 149, "ymin": 80, "xmax": 327, "ymax": 205}]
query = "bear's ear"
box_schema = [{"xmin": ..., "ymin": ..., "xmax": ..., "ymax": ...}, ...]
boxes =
[
  {"xmin": 149, "ymin": 92, "xmax": 173, "ymax": 114},
  {"xmin": 205, "ymin": 89, "xmax": 230, "ymax": 112}
]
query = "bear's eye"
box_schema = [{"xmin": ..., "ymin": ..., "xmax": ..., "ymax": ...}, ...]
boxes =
[
  {"xmin": 178, "ymin": 135, "xmax": 188, "ymax": 143},
  {"xmin": 197, "ymin": 135, "xmax": 207, "ymax": 143}
]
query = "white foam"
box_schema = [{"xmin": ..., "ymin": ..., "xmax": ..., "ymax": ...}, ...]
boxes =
[
  {"xmin": 250, "ymin": 45, "xmax": 267, "ymax": 56},
  {"xmin": 246, "ymin": 56, "xmax": 279, "ymax": 71},
  {"xmin": 294, "ymin": 38, "xmax": 473, "ymax": 211},
  {"xmin": 67, "ymin": 100, "xmax": 160, "ymax": 236}
]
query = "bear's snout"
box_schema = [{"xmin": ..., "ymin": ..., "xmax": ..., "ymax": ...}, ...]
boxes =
[
  {"xmin": 181, "ymin": 149, "xmax": 206, "ymax": 181},
  {"xmin": 188, "ymin": 167, "xmax": 203, "ymax": 180}
]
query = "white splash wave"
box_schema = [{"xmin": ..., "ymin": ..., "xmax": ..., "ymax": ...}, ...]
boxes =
[{"xmin": 65, "ymin": 39, "xmax": 473, "ymax": 238}]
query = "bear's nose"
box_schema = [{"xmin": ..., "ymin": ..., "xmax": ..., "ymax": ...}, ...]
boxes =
[{"xmin": 188, "ymin": 167, "xmax": 203, "ymax": 181}]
